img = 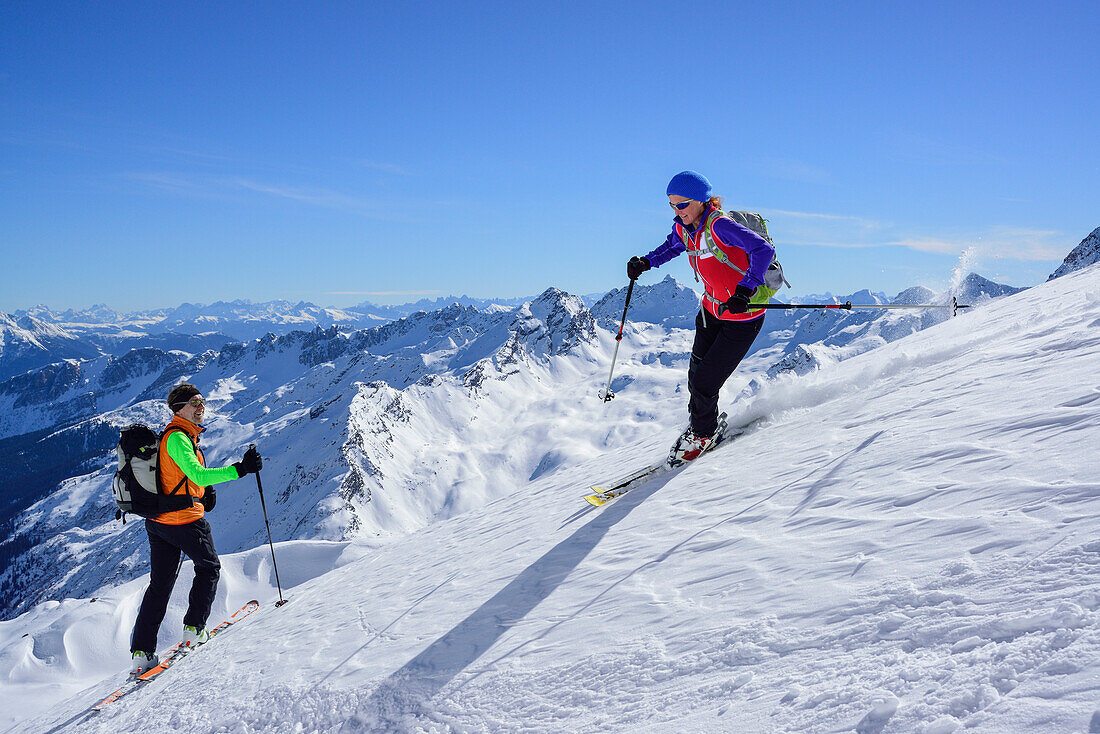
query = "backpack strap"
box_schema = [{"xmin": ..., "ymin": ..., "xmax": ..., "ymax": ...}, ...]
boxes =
[
  {"xmin": 701, "ymin": 210, "xmax": 749, "ymax": 277},
  {"xmin": 158, "ymin": 426, "xmax": 197, "ymax": 503},
  {"xmin": 703, "ymin": 210, "xmax": 790, "ymax": 290}
]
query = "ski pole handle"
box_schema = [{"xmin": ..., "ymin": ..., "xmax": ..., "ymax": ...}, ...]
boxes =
[{"xmin": 615, "ymin": 279, "xmax": 635, "ymax": 341}]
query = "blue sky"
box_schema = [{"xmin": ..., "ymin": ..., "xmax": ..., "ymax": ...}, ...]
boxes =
[{"xmin": 2, "ymin": 1, "xmax": 1097, "ymax": 312}]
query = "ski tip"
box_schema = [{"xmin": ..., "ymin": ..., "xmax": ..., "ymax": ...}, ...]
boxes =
[
  {"xmin": 584, "ymin": 495, "xmax": 608, "ymax": 507},
  {"xmin": 247, "ymin": 599, "xmax": 260, "ymax": 605}
]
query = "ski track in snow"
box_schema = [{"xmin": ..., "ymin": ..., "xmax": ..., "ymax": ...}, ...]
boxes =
[{"xmin": 7, "ymin": 266, "xmax": 1100, "ymax": 733}]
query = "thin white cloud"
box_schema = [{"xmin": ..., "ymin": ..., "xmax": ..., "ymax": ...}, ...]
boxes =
[
  {"xmin": 230, "ymin": 178, "xmax": 384, "ymax": 214},
  {"xmin": 326, "ymin": 290, "xmax": 445, "ymax": 296},
  {"xmin": 762, "ymin": 209, "xmax": 865, "ymax": 221},
  {"xmin": 760, "ymin": 158, "xmax": 832, "ymax": 185},
  {"xmin": 971, "ymin": 227, "xmax": 1070, "ymax": 261},
  {"xmin": 888, "ymin": 237, "xmax": 973, "ymax": 255},
  {"xmin": 890, "ymin": 228, "xmax": 1068, "ymax": 260},
  {"xmin": 358, "ymin": 160, "xmax": 412, "ymax": 176},
  {"xmin": 783, "ymin": 227, "xmax": 1070, "ymax": 261},
  {"xmin": 781, "ymin": 239, "xmax": 889, "ymax": 249},
  {"xmin": 762, "ymin": 209, "xmax": 885, "ymax": 232},
  {"xmin": 128, "ymin": 171, "xmax": 204, "ymax": 191},
  {"xmin": 128, "ymin": 171, "xmax": 391, "ymax": 215}
]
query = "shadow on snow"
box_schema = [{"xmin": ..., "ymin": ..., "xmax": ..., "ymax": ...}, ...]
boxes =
[{"xmin": 340, "ymin": 469, "xmax": 674, "ymax": 731}]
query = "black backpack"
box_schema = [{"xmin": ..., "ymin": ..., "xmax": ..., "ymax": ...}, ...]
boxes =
[{"xmin": 111, "ymin": 424, "xmax": 194, "ymax": 523}]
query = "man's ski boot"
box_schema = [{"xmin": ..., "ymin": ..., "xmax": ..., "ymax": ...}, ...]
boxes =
[
  {"xmin": 182, "ymin": 624, "xmax": 210, "ymax": 648},
  {"xmin": 130, "ymin": 650, "xmax": 159, "ymax": 676}
]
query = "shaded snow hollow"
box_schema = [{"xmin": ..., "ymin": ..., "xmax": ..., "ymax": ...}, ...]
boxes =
[{"xmin": 5, "ymin": 264, "xmax": 1100, "ymax": 733}]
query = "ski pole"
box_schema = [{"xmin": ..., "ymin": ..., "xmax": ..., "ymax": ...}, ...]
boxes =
[
  {"xmin": 757, "ymin": 297, "xmax": 970, "ymax": 316},
  {"xmin": 251, "ymin": 446, "xmax": 287, "ymax": 607},
  {"xmin": 599, "ymin": 279, "xmax": 636, "ymax": 402}
]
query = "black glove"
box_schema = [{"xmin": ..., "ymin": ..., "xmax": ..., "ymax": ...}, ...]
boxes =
[
  {"xmin": 719, "ymin": 285, "xmax": 757, "ymax": 315},
  {"xmin": 627, "ymin": 256, "xmax": 651, "ymax": 281},
  {"xmin": 201, "ymin": 486, "xmax": 216, "ymax": 512},
  {"xmin": 234, "ymin": 446, "xmax": 263, "ymax": 477}
]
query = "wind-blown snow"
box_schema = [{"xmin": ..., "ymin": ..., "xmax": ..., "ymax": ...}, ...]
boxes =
[{"xmin": 4, "ymin": 264, "xmax": 1100, "ymax": 733}]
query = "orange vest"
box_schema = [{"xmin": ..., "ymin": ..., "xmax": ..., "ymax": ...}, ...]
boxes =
[{"xmin": 154, "ymin": 415, "xmax": 206, "ymax": 525}]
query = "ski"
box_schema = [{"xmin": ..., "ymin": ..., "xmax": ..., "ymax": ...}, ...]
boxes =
[
  {"xmin": 584, "ymin": 462, "xmax": 668, "ymax": 506},
  {"xmin": 136, "ymin": 599, "xmax": 259, "ymax": 680},
  {"xmin": 584, "ymin": 414, "xmax": 750, "ymax": 507},
  {"xmin": 91, "ymin": 599, "xmax": 259, "ymax": 711}
]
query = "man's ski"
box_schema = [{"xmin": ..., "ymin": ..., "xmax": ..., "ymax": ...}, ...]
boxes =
[
  {"xmin": 91, "ymin": 599, "xmax": 259, "ymax": 711},
  {"xmin": 136, "ymin": 599, "xmax": 259, "ymax": 680},
  {"xmin": 584, "ymin": 414, "xmax": 749, "ymax": 507}
]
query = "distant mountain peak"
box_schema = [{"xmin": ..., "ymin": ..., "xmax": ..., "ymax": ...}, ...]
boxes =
[
  {"xmin": 1048, "ymin": 226, "xmax": 1100, "ymax": 281},
  {"xmin": 892, "ymin": 285, "xmax": 936, "ymax": 305},
  {"xmin": 951, "ymin": 272, "xmax": 1026, "ymax": 303},
  {"xmin": 591, "ymin": 276, "xmax": 700, "ymax": 331},
  {"xmin": 847, "ymin": 289, "xmax": 888, "ymax": 305}
]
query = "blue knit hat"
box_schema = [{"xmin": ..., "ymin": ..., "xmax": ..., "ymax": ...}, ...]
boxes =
[{"xmin": 666, "ymin": 170, "xmax": 712, "ymax": 201}]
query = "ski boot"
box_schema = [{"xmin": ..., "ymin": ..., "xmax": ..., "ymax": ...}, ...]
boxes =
[
  {"xmin": 130, "ymin": 650, "xmax": 159, "ymax": 676},
  {"xmin": 182, "ymin": 624, "xmax": 210, "ymax": 648},
  {"xmin": 668, "ymin": 413, "xmax": 728, "ymax": 467}
]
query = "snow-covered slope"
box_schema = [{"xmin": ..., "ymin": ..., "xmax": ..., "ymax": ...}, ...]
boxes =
[
  {"xmin": 758, "ymin": 273, "xmax": 1024, "ymax": 378},
  {"xmin": 0, "ymin": 275, "xmax": 1032, "ymax": 623},
  {"xmin": 5, "ymin": 263, "xmax": 1100, "ymax": 733}
]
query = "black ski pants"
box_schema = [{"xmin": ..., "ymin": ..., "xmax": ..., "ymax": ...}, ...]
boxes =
[
  {"xmin": 130, "ymin": 517, "xmax": 220, "ymax": 654},
  {"xmin": 687, "ymin": 310, "xmax": 764, "ymax": 437}
]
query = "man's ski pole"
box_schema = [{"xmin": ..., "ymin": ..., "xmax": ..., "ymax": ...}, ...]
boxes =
[
  {"xmin": 252, "ymin": 446, "xmax": 287, "ymax": 607},
  {"xmin": 759, "ymin": 297, "xmax": 970, "ymax": 316},
  {"xmin": 599, "ymin": 279, "xmax": 635, "ymax": 402}
]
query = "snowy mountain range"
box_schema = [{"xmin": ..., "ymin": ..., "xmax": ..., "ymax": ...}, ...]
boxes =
[
  {"xmin": 1, "ymin": 226, "xmax": 1098, "ymax": 733},
  {"xmin": 0, "ymin": 296, "xmax": 536, "ymax": 383},
  {"xmin": 0, "ymin": 313, "xmax": 102, "ymax": 382},
  {"xmin": 0, "ymin": 265, "xmax": 1064, "ymax": 624},
  {"xmin": 0, "ymin": 256, "xmax": 1097, "ymax": 732}
]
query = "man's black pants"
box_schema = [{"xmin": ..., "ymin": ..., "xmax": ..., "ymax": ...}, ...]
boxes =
[
  {"xmin": 130, "ymin": 517, "xmax": 220, "ymax": 654},
  {"xmin": 687, "ymin": 310, "xmax": 764, "ymax": 437}
]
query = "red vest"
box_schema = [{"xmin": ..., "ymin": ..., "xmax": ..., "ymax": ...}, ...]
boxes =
[{"xmin": 676, "ymin": 211, "xmax": 765, "ymax": 322}]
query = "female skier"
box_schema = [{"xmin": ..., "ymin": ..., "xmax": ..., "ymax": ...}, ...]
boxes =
[{"xmin": 626, "ymin": 170, "xmax": 775, "ymax": 465}]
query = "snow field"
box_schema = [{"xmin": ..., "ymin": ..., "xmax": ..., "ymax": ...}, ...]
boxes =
[{"xmin": 9, "ymin": 265, "xmax": 1100, "ymax": 733}]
